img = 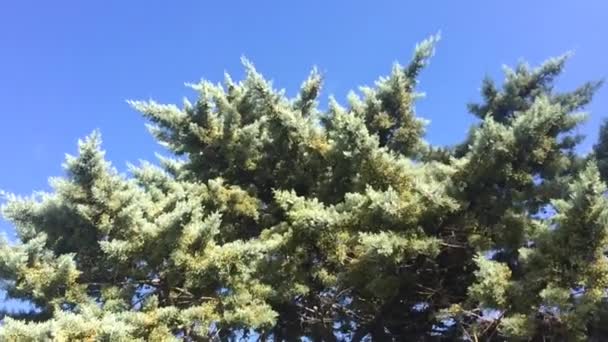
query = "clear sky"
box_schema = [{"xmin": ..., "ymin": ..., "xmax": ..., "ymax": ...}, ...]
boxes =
[{"xmin": 1, "ymin": 0, "xmax": 607, "ymax": 238}]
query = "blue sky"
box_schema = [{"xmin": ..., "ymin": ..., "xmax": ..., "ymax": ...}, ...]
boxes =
[{"xmin": 1, "ymin": 0, "xmax": 607, "ymax": 238}]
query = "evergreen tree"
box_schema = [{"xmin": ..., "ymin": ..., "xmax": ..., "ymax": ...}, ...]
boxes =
[
  {"xmin": 0, "ymin": 35, "xmax": 606, "ymax": 340},
  {"xmin": 593, "ymin": 119, "xmax": 608, "ymax": 182}
]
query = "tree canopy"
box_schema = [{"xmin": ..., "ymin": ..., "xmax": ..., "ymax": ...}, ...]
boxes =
[{"xmin": 1, "ymin": 35, "xmax": 608, "ymax": 341}]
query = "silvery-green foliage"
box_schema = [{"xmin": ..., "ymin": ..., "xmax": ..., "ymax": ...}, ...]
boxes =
[{"xmin": 1, "ymin": 35, "xmax": 606, "ymax": 340}]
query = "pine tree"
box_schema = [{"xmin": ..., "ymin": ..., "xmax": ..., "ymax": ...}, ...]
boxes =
[
  {"xmin": 1, "ymin": 35, "xmax": 606, "ymax": 340},
  {"xmin": 593, "ymin": 119, "xmax": 608, "ymax": 182}
]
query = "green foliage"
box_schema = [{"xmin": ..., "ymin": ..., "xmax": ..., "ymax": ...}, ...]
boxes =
[
  {"xmin": 0, "ymin": 35, "xmax": 606, "ymax": 340},
  {"xmin": 594, "ymin": 118, "xmax": 608, "ymax": 181}
]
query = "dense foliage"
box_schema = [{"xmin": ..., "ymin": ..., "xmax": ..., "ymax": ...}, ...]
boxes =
[{"xmin": 1, "ymin": 36, "xmax": 608, "ymax": 340}]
